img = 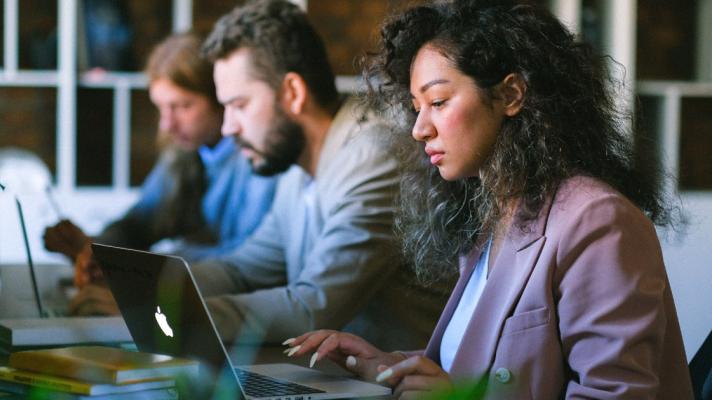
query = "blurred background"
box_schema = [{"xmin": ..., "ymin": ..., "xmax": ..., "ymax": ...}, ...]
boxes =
[{"xmin": 0, "ymin": 0, "xmax": 710, "ymax": 360}]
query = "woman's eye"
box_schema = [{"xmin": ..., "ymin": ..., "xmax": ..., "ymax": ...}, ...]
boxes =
[{"xmin": 431, "ymin": 99, "xmax": 446, "ymax": 108}]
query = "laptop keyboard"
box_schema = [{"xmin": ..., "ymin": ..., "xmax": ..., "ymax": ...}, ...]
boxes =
[{"xmin": 235, "ymin": 368, "xmax": 326, "ymax": 398}]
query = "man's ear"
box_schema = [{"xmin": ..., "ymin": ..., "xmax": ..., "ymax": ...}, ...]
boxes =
[
  {"xmin": 280, "ymin": 72, "xmax": 308, "ymax": 116},
  {"xmin": 499, "ymin": 73, "xmax": 526, "ymax": 117}
]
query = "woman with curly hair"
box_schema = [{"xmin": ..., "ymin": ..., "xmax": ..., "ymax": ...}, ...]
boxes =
[{"xmin": 283, "ymin": 0, "xmax": 693, "ymax": 398}]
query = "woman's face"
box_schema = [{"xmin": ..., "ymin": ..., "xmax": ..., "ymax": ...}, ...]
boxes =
[
  {"xmin": 149, "ymin": 78, "xmax": 222, "ymax": 151},
  {"xmin": 410, "ymin": 45, "xmax": 507, "ymax": 181}
]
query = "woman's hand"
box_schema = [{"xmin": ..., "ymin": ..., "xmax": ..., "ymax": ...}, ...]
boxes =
[
  {"xmin": 375, "ymin": 355, "xmax": 453, "ymax": 399},
  {"xmin": 282, "ymin": 330, "xmax": 406, "ymax": 382},
  {"xmin": 43, "ymin": 219, "xmax": 90, "ymax": 260}
]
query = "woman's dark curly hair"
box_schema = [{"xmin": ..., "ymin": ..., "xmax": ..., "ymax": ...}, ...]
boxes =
[{"xmin": 363, "ymin": 0, "xmax": 673, "ymax": 283}]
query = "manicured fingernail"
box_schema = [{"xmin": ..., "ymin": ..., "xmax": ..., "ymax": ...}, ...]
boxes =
[
  {"xmin": 282, "ymin": 338, "xmax": 296, "ymax": 345},
  {"xmin": 309, "ymin": 352, "xmax": 318, "ymax": 368},
  {"xmin": 287, "ymin": 345, "xmax": 301, "ymax": 357},
  {"xmin": 375, "ymin": 368, "xmax": 392, "ymax": 383},
  {"xmin": 346, "ymin": 356, "xmax": 357, "ymax": 368},
  {"xmin": 283, "ymin": 348, "xmax": 292, "ymax": 354}
]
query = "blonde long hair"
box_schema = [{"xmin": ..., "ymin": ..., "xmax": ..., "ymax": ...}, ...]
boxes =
[{"xmin": 144, "ymin": 33, "xmax": 219, "ymax": 242}]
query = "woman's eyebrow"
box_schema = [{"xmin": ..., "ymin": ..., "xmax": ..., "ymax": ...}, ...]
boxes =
[{"xmin": 419, "ymin": 79, "xmax": 450, "ymax": 93}]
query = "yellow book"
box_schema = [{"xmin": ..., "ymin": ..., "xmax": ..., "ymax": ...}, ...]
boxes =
[
  {"xmin": 8, "ymin": 346, "xmax": 199, "ymax": 384},
  {"xmin": 0, "ymin": 367, "xmax": 174, "ymax": 396}
]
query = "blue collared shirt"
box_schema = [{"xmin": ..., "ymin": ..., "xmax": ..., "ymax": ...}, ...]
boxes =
[{"xmin": 104, "ymin": 136, "xmax": 279, "ymax": 262}]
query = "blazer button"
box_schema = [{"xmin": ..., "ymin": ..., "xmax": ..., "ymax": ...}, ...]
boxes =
[{"xmin": 494, "ymin": 367, "xmax": 512, "ymax": 384}]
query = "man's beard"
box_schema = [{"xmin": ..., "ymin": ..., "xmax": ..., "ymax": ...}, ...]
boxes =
[{"xmin": 234, "ymin": 107, "xmax": 306, "ymax": 176}]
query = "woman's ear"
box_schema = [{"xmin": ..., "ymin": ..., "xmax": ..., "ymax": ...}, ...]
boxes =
[
  {"xmin": 500, "ymin": 73, "xmax": 526, "ymax": 117},
  {"xmin": 280, "ymin": 72, "xmax": 308, "ymax": 116}
]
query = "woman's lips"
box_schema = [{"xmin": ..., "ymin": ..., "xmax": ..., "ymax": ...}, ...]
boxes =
[
  {"xmin": 425, "ymin": 147, "xmax": 444, "ymax": 165},
  {"xmin": 429, "ymin": 153, "xmax": 444, "ymax": 164}
]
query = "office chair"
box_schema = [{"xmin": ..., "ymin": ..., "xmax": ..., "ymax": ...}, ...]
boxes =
[{"xmin": 690, "ymin": 329, "xmax": 712, "ymax": 400}]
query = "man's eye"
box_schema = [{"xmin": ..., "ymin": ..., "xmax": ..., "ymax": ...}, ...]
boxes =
[{"xmin": 230, "ymin": 100, "xmax": 247, "ymax": 110}]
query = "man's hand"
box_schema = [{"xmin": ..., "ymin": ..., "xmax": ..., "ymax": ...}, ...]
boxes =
[
  {"xmin": 68, "ymin": 283, "xmax": 120, "ymax": 316},
  {"xmin": 73, "ymin": 245, "xmax": 103, "ymax": 288},
  {"xmin": 43, "ymin": 219, "xmax": 90, "ymax": 260}
]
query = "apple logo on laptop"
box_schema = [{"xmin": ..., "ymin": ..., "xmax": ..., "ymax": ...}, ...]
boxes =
[{"xmin": 154, "ymin": 306, "xmax": 174, "ymax": 337}]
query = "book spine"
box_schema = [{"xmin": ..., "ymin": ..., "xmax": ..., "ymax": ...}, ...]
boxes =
[
  {"xmin": 0, "ymin": 369, "xmax": 92, "ymax": 395},
  {"xmin": 9, "ymin": 354, "xmax": 115, "ymax": 383}
]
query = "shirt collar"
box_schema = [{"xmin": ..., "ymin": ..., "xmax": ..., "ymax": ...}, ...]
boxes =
[{"xmin": 198, "ymin": 136, "xmax": 234, "ymax": 167}]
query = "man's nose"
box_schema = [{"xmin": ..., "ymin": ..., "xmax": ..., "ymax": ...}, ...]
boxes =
[
  {"xmin": 221, "ymin": 110, "xmax": 240, "ymax": 137},
  {"xmin": 159, "ymin": 112, "xmax": 178, "ymax": 132}
]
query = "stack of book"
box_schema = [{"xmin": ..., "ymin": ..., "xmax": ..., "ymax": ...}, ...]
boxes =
[
  {"xmin": 0, "ymin": 317, "xmax": 132, "ymax": 355},
  {"xmin": 0, "ymin": 346, "xmax": 199, "ymax": 399}
]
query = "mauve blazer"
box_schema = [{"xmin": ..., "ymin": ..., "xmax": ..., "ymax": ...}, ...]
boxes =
[{"xmin": 423, "ymin": 176, "xmax": 693, "ymax": 399}]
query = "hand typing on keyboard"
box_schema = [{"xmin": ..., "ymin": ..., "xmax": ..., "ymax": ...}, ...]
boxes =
[{"xmin": 235, "ymin": 369, "xmax": 325, "ymax": 397}]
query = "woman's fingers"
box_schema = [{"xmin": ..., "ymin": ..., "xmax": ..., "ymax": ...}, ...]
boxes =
[
  {"xmin": 375, "ymin": 355, "xmax": 451, "ymax": 390},
  {"xmin": 282, "ymin": 330, "xmax": 340, "ymax": 357},
  {"xmin": 375, "ymin": 356, "xmax": 433, "ymax": 384},
  {"xmin": 392, "ymin": 375, "xmax": 450, "ymax": 399},
  {"xmin": 283, "ymin": 329, "xmax": 334, "ymax": 348},
  {"xmin": 281, "ymin": 331, "xmax": 396, "ymax": 379},
  {"xmin": 284, "ymin": 331, "xmax": 374, "ymax": 360}
]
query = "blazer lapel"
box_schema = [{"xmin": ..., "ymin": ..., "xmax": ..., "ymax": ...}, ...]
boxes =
[
  {"xmin": 448, "ymin": 235, "xmax": 546, "ymax": 378},
  {"xmin": 446, "ymin": 200, "xmax": 554, "ymax": 379},
  {"xmin": 425, "ymin": 246, "xmax": 484, "ymax": 364}
]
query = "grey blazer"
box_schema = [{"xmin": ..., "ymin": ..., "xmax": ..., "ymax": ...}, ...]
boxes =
[{"xmin": 191, "ymin": 98, "xmax": 449, "ymax": 350}]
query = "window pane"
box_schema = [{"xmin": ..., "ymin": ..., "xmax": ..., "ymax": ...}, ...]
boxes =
[
  {"xmin": 1, "ymin": 3, "xmax": 4, "ymax": 68},
  {"xmin": 193, "ymin": 0, "xmax": 243, "ymax": 37},
  {"xmin": 0, "ymin": 87, "xmax": 57, "ymax": 178},
  {"xmin": 679, "ymin": 97, "xmax": 712, "ymax": 190},
  {"xmin": 130, "ymin": 89, "xmax": 159, "ymax": 187},
  {"xmin": 18, "ymin": 0, "xmax": 57, "ymax": 69},
  {"xmin": 307, "ymin": 1, "xmax": 429, "ymax": 76},
  {"xmin": 81, "ymin": 0, "xmax": 137, "ymax": 71},
  {"xmin": 581, "ymin": 0, "xmax": 605, "ymax": 53},
  {"xmin": 76, "ymin": 88, "xmax": 113, "ymax": 186},
  {"xmin": 637, "ymin": 0, "xmax": 696, "ymax": 80},
  {"xmin": 125, "ymin": 0, "xmax": 172, "ymax": 71}
]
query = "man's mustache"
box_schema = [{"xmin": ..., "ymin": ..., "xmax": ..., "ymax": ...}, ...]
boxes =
[{"xmin": 232, "ymin": 135, "xmax": 268, "ymax": 158}]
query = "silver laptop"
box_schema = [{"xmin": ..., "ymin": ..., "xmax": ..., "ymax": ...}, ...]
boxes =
[
  {"xmin": 92, "ymin": 243, "xmax": 391, "ymax": 400},
  {"xmin": 0, "ymin": 185, "xmax": 132, "ymax": 350}
]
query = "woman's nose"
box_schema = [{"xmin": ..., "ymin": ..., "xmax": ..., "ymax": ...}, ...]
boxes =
[{"xmin": 411, "ymin": 110, "xmax": 435, "ymax": 142}]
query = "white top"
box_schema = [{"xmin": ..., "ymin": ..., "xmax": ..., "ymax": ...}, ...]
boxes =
[{"xmin": 440, "ymin": 239, "xmax": 491, "ymax": 372}]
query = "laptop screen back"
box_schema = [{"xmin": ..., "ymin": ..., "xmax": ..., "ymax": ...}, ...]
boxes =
[{"xmin": 91, "ymin": 243, "xmax": 232, "ymax": 373}]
